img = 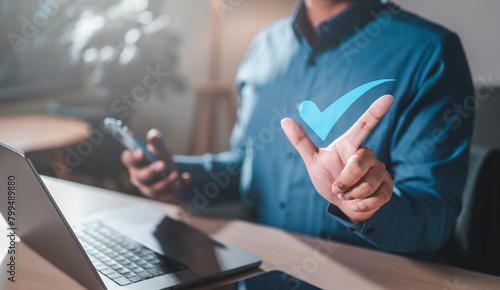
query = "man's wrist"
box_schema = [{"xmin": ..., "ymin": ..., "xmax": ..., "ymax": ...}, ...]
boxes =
[{"xmin": 326, "ymin": 193, "xmax": 399, "ymax": 242}]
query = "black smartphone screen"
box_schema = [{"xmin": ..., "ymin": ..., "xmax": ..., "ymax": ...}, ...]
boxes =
[{"xmin": 210, "ymin": 270, "xmax": 322, "ymax": 290}]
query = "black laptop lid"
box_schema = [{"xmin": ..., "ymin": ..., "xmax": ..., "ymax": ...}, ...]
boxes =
[{"xmin": 0, "ymin": 142, "xmax": 106, "ymax": 289}]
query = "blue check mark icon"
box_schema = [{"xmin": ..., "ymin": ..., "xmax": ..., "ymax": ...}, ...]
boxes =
[{"xmin": 299, "ymin": 79, "xmax": 396, "ymax": 141}]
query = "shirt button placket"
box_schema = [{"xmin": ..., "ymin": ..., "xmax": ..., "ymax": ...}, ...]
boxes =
[{"xmin": 278, "ymin": 152, "xmax": 296, "ymax": 226}]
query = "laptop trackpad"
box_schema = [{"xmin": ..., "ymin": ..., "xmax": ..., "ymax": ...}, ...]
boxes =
[{"xmin": 100, "ymin": 206, "xmax": 226, "ymax": 275}]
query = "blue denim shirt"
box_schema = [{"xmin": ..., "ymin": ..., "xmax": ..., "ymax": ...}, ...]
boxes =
[{"xmin": 175, "ymin": 0, "xmax": 474, "ymax": 254}]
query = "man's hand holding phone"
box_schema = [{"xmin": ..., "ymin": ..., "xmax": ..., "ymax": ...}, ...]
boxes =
[{"xmin": 121, "ymin": 129, "xmax": 191, "ymax": 201}]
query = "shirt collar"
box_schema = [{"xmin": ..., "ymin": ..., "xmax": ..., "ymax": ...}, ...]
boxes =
[{"xmin": 292, "ymin": 0, "xmax": 387, "ymax": 50}]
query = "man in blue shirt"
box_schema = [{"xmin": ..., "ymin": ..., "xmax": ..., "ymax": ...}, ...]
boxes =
[{"xmin": 122, "ymin": 0, "xmax": 473, "ymax": 256}]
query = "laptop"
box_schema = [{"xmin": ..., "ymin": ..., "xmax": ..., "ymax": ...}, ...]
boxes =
[{"xmin": 0, "ymin": 142, "xmax": 261, "ymax": 289}]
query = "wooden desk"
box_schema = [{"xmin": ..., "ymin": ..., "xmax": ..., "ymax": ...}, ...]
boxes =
[
  {"xmin": 1, "ymin": 176, "xmax": 499, "ymax": 289},
  {"xmin": 0, "ymin": 114, "xmax": 91, "ymax": 179}
]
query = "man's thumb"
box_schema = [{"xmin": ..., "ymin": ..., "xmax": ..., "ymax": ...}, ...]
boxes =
[{"xmin": 146, "ymin": 128, "xmax": 172, "ymax": 160}]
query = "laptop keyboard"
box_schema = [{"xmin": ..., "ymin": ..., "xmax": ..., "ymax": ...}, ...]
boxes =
[{"xmin": 74, "ymin": 221, "xmax": 188, "ymax": 286}]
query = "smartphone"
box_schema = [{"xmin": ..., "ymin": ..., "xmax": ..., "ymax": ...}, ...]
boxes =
[
  {"xmin": 104, "ymin": 117, "xmax": 171, "ymax": 183},
  {"xmin": 211, "ymin": 270, "xmax": 321, "ymax": 290},
  {"xmin": 103, "ymin": 117, "xmax": 159, "ymax": 163}
]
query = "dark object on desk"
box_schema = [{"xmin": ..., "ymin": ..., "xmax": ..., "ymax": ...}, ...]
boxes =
[
  {"xmin": 212, "ymin": 270, "xmax": 321, "ymax": 290},
  {"xmin": 440, "ymin": 145, "xmax": 500, "ymax": 276}
]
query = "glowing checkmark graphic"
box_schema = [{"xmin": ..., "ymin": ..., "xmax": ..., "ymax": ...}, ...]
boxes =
[{"xmin": 299, "ymin": 79, "xmax": 396, "ymax": 141}]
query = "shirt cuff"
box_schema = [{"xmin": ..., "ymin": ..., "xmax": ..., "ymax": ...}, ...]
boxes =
[{"xmin": 326, "ymin": 194, "xmax": 399, "ymax": 246}]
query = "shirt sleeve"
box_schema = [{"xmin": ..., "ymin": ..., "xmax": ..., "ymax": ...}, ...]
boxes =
[
  {"xmin": 172, "ymin": 32, "xmax": 265, "ymax": 210},
  {"xmin": 326, "ymin": 33, "xmax": 475, "ymax": 252},
  {"xmin": 172, "ymin": 91, "xmax": 249, "ymax": 207},
  {"xmin": 172, "ymin": 150, "xmax": 243, "ymax": 206}
]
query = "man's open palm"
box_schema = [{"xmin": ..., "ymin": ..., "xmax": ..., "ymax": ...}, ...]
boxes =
[{"xmin": 281, "ymin": 95, "xmax": 394, "ymax": 223}]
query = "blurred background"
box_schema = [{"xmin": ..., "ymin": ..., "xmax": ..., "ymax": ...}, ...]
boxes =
[{"xmin": 0, "ymin": 0, "xmax": 499, "ymax": 193}]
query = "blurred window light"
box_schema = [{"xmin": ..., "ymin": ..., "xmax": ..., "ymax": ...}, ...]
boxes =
[
  {"xmin": 99, "ymin": 46, "xmax": 115, "ymax": 62},
  {"xmin": 124, "ymin": 29, "xmax": 141, "ymax": 45},
  {"xmin": 119, "ymin": 44, "xmax": 137, "ymax": 65},
  {"xmin": 130, "ymin": 0, "xmax": 149, "ymax": 12},
  {"xmin": 106, "ymin": 0, "xmax": 149, "ymax": 18},
  {"xmin": 83, "ymin": 48, "xmax": 98, "ymax": 63},
  {"xmin": 139, "ymin": 10, "xmax": 153, "ymax": 24},
  {"xmin": 72, "ymin": 15, "xmax": 105, "ymax": 50},
  {"xmin": 143, "ymin": 14, "xmax": 171, "ymax": 35}
]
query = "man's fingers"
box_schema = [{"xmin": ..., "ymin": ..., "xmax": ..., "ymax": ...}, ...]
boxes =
[
  {"xmin": 138, "ymin": 170, "xmax": 179, "ymax": 199},
  {"xmin": 146, "ymin": 128, "xmax": 172, "ymax": 160},
  {"xmin": 180, "ymin": 172, "xmax": 192, "ymax": 186},
  {"xmin": 281, "ymin": 118, "xmax": 318, "ymax": 166},
  {"xmin": 122, "ymin": 128, "xmax": 188, "ymax": 200},
  {"xmin": 121, "ymin": 149, "xmax": 145, "ymax": 167},
  {"xmin": 350, "ymin": 181, "xmax": 392, "ymax": 213},
  {"xmin": 138, "ymin": 171, "xmax": 192, "ymax": 200},
  {"xmin": 121, "ymin": 150, "xmax": 134, "ymax": 167},
  {"xmin": 341, "ymin": 163, "xmax": 387, "ymax": 200},
  {"xmin": 146, "ymin": 128, "xmax": 180, "ymax": 175},
  {"xmin": 331, "ymin": 147, "xmax": 377, "ymax": 198},
  {"xmin": 342, "ymin": 94, "xmax": 393, "ymax": 149},
  {"xmin": 130, "ymin": 160, "xmax": 166, "ymax": 184}
]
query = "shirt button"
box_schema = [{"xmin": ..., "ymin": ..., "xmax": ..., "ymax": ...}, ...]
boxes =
[
  {"xmin": 347, "ymin": 227, "xmax": 356, "ymax": 233},
  {"xmin": 320, "ymin": 23, "xmax": 328, "ymax": 30},
  {"xmin": 287, "ymin": 153, "xmax": 295, "ymax": 162},
  {"xmin": 279, "ymin": 202, "xmax": 287, "ymax": 209},
  {"xmin": 365, "ymin": 228, "xmax": 374, "ymax": 235}
]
